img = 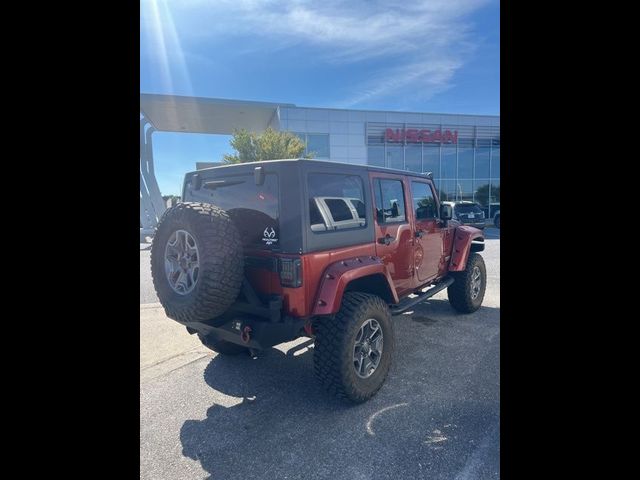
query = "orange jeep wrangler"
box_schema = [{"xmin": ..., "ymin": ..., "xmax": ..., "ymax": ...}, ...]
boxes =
[{"xmin": 151, "ymin": 159, "xmax": 486, "ymax": 402}]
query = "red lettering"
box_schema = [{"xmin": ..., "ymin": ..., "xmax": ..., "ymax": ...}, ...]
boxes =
[
  {"xmin": 384, "ymin": 128, "xmax": 459, "ymax": 144},
  {"xmin": 406, "ymin": 129, "xmax": 418, "ymax": 142},
  {"xmin": 444, "ymin": 130, "xmax": 454, "ymax": 143}
]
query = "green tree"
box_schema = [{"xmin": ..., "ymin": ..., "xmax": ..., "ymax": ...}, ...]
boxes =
[{"xmin": 223, "ymin": 128, "xmax": 313, "ymax": 164}]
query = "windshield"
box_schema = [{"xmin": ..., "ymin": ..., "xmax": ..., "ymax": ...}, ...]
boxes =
[{"xmin": 455, "ymin": 203, "xmax": 482, "ymax": 214}]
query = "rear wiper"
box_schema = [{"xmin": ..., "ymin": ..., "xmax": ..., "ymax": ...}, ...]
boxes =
[{"xmin": 202, "ymin": 179, "xmax": 246, "ymax": 190}]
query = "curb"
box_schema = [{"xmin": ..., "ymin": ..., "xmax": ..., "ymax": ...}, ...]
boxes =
[{"xmin": 140, "ymin": 302, "xmax": 162, "ymax": 310}]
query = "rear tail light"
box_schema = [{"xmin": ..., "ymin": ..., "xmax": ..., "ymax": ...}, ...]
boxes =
[{"xmin": 279, "ymin": 257, "xmax": 302, "ymax": 288}]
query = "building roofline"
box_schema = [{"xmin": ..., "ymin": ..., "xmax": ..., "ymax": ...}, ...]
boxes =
[
  {"xmin": 140, "ymin": 93, "xmax": 499, "ymax": 121},
  {"xmin": 290, "ymin": 104, "xmax": 499, "ymax": 119}
]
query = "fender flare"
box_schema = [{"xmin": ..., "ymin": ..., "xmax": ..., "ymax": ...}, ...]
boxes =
[
  {"xmin": 312, "ymin": 256, "xmax": 399, "ymax": 316},
  {"xmin": 449, "ymin": 226, "xmax": 485, "ymax": 271}
]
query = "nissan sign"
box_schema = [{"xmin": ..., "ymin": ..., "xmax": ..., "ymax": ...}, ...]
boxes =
[{"xmin": 384, "ymin": 128, "xmax": 458, "ymax": 144}]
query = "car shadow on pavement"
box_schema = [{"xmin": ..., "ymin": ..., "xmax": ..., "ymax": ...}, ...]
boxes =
[{"xmin": 180, "ymin": 299, "xmax": 500, "ymax": 480}]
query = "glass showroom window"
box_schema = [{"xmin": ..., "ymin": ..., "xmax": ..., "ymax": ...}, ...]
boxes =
[
  {"xmin": 368, "ymin": 146, "xmax": 385, "ymax": 166},
  {"xmin": 293, "ymin": 132, "xmax": 330, "ymax": 158},
  {"xmin": 306, "ymin": 134, "xmax": 330, "ymax": 158},
  {"xmin": 474, "ymin": 180, "xmax": 491, "ymax": 207},
  {"xmin": 441, "ymin": 145, "xmax": 457, "ymax": 179},
  {"xmin": 457, "ymin": 140, "xmax": 474, "ymax": 179},
  {"xmin": 386, "ymin": 146, "xmax": 404, "ymax": 170},
  {"xmin": 437, "ymin": 179, "xmax": 456, "ymax": 202},
  {"xmin": 404, "ymin": 145, "xmax": 422, "ymax": 172},
  {"xmin": 491, "ymin": 144, "xmax": 500, "ymax": 179},
  {"xmin": 423, "ymin": 145, "xmax": 440, "ymax": 178},
  {"xmin": 489, "ymin": 179, "xmax": 500, "ymax": 204},
  {"xmin": 457, "ymin": 180, "xmax": 474, "ymax": 202},
  {"xmin": 475, "ymin": 146, "xmax": 491, "ymax": 178}
]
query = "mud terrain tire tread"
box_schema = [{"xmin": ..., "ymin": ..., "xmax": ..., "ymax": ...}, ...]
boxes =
[
  {"xmin": 447, "ymin": 252, "xmax": 486, "ymax": 313},
  {"xmin": 313, "ymin": 292, "xmax": 394, "ymax": 403},
  {"xmin": 151, "ymin": 202, "xmax": 244, "ymax": 323}
]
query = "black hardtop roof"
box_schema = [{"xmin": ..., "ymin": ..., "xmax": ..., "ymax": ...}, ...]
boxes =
[{"xmin": 188, "ymin": 158, "xmax": 434, "ymax": 180}]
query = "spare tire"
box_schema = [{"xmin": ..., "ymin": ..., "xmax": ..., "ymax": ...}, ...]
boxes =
[{"xmin": 151, "ymin": 202, "xmax": 244, "ymax": 323}]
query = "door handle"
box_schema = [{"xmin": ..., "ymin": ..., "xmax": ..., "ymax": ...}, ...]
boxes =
[
  {"xmin": 378, "ymin": 234, "xmax": 395, "ymax": 245},
  {"xmin": 415, "ymin": 229, "xmax": 425, "ymax": 238}
]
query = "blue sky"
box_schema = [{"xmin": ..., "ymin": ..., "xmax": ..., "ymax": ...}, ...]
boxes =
[{"xmin": 141, "ymin": 0, "xmax": 500, "ymax": 195}]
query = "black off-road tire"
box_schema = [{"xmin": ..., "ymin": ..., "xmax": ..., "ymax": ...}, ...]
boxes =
[
  {"xmin": 198, "ymin": 333, "xmax": 247, "ymax": 355},
  {"xmin": 313, "ymin": 292, "xmax": 394, "ymax": 403},
  {"xmin": 151, "ymin": 202, "xmax": 244, "ymax": 323},
  {"xmin": 447, "ymin": 252, "xmax": 486, "ymax": 313}
]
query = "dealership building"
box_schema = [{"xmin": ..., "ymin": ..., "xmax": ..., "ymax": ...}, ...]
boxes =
[{"xmin": 140, "ymin": 94, "xmax": 500, "ymax": 230}]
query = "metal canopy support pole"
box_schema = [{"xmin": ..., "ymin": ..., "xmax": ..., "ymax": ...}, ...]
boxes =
[{"xmin": 140, "ymin": 117, "xmax": 166, "ymax": 235}]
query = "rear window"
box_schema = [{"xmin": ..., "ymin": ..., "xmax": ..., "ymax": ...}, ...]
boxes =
[
  {"xmin": 308, "ymin": 173, "xmax": 366, "ymax": 232},
  {"xmin": 206, "ymin": 173, "xmax": 280, "ymax": 249},
  {"xmin": 455, "ymin": 203, "xmax": 482, "ymax": 214}
]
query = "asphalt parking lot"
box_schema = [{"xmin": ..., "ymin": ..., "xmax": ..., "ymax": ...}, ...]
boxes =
[{"xmin": 140, "ymin": 228, "xmax": 500, "ymax": 479}]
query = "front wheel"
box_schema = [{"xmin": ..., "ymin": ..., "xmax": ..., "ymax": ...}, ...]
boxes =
[
  {"xmin": 313, "ymin": 292, "xmax": 394, "ymax": 403},
  {"xmin": 447, "ymin": 253, "xmax": 487, "ymax": 313}
]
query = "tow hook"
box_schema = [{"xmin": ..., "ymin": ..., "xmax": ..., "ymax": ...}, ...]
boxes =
[{"xmin": 240, "ymin": 325, "xmax": 252, "ymax": 344}]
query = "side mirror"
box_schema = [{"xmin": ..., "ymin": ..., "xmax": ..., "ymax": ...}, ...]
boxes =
[
  {"xmin": 440, "ymin": 204, "xmax": 453, "ymax": 220},
  {"xmin": 390, "ymin": 201, "xmax": 399, "ymax": 218}
]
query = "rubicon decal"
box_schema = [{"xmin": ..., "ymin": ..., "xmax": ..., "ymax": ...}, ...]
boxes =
[
  {"xmin": 384, "ymin": 128, "xmax": 458, "ymax": 144},
  {"xmin": 262, "ymin": 227, "xmax": 278, "ymax": 245}
]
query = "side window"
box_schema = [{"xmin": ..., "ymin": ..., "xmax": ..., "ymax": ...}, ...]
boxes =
[
  {"xmin": 374, "ymin": 178, "xmax": 407, "ymax": 224},
  {"xmin": 307, "ymin": 173, "xmax": 367, "ymax": 232},
  {"xmin": 324, "ymin": 199, "xmax": 353, "ymax": 222},
  {"xmin": 411, "ymin": 181, "xmax": 437, "ymax": 220}
]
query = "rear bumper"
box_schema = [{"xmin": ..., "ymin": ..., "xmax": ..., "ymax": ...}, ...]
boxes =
[
  {"xmin": 179, "ymin": 313, "xmax": 308, "ymax": 350},
  {"xmin": 172, "ymin": 279, "xmax": 308, "ymax": 350}
]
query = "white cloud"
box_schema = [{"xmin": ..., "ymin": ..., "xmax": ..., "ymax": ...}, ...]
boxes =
[{"xmin": 141, "ymin": 0, "xmax": 492, "ymax": 106}]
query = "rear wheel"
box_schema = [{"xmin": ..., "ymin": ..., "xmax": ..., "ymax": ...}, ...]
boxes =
[
  {"xmin": 313, "ymin": 292, "xmax": 394, "ymax": 403},
  {"xmin": 447, "ymin": 253, "xmax": 486, "ymax": 313}
]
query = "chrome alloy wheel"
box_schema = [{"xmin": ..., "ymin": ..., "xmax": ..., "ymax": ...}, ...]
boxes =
[
  {"xmin": 353, "ymin": 318, "xmax": 384, "ymax": 378},
  {"xmin": 164, "ymin": 229, "xmax": 200, "ymax": 295}
]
